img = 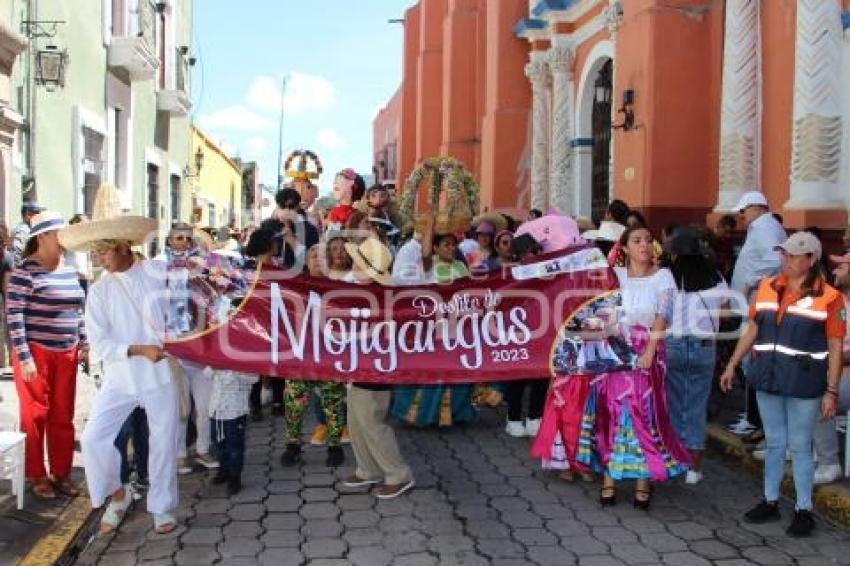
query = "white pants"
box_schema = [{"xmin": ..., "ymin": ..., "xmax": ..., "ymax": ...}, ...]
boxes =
[
  {"xmin": 177, "ymin": 361, "xmax": 213, "ymax": 458},
  {"xmin": 81, "ymin": 381, "xmax": 179, "ymax": 514}
]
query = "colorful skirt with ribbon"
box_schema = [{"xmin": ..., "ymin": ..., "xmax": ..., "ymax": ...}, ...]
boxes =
[
  {"xmin": 576, "ymin": 325, "xmax": 691, "ymax": 481},
  {"xmin": 530, "ymin": 374, "xmax": 592, "ymax": 472}
]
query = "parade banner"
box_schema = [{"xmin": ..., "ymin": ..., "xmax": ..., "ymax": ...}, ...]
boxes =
[{"xmin": 166, "ymin": 247, "xmax": 618, "ymax": 384}]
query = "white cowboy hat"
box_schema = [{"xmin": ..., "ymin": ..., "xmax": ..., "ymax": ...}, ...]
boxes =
[
  {"xmin": 344, "ymin": 237, "xmax": 394, "ymax": 286},
  {"xmin": 582, "ymin": 220, "xmax": 626, "ymax": 242},
  {"xmin": 58, "ymin": 184, "xmax": 158, "ymax": 251},
  {"xmin": 28, "ymin": 211, "xmax": 66, "ymax": 238}
]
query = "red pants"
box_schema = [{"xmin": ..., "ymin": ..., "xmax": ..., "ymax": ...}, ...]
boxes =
[{"xmin": 13, "ymin": 343, "xmax": 79, "ymax": 479}]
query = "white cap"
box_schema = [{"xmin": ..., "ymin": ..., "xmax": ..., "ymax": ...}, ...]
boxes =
[{"xmin": 733, "ymin": 191, "xmax": 769, "ymax": 212}]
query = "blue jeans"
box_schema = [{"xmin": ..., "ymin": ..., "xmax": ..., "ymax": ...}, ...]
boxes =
[
  {"xmin": 756, "ymin": 391, "xmax": 820, "ymax": 511},
  {"xmin": 115, "ymin": 407, "xmax": 149, "ymax": 484},
  {"xmin": 665, "ymin": 337, "xmax": 716, "ymax": 450},
  {"xmin": 212, "ymin": 416, "xmax": 247, "ymax": 477}
]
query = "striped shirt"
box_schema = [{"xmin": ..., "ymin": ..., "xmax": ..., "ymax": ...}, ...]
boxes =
[{"xmin": 6, "ymin": 258, "xmax": 86, "ymax": 363}]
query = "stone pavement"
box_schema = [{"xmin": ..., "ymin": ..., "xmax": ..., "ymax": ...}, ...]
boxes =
[{"xmin": 76, "ymin": 408, "xmax": 850, "ymax": 566}]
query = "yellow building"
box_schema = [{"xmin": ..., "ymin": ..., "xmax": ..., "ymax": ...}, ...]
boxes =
[{"xmin": 190, "ymin": 125, "xmax": 243, "ymax": 229}]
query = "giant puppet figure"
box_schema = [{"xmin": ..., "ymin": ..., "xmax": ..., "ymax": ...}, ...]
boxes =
[
  {"xmin": 326, "ymin": 168, "xmax": 366, "ymax": 232},
  {"xmin": 283, "ymin": 150, "xmax": 323, "ymax": 227}
]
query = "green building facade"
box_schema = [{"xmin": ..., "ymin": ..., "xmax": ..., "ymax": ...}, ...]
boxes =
[{"xmin": 1, "ymin": 0, "xmax": 194, "ymax": 225}]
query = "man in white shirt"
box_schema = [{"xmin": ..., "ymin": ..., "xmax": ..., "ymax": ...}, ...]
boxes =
[
  {"xmin": 80, "ymin": 241, "xmax": 180, "ymax": 535},
  {"xmin": 730, "ymin": 191, "xmax": 787, "ymax": 301}
]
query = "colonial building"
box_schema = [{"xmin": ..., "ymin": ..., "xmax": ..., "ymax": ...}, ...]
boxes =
[
  {"xmin": 3, "ymin": 0, "xmax": 194, "ymax": 225},
  {"xmin": 189, "ymin": 124, "xmax": 242, "ymax": 230},
  {"xmin": 377, "ymin": 0, "xmax": 850, "ymax": 231},
  {"xmin": 373, "ymin": 0, "xmax": 531, "ymax": 215}
]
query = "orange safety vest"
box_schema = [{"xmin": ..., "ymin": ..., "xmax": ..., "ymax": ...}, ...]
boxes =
[{"xmin": 749, "ymin": 276, "xmax": 839, "ymax": 398}]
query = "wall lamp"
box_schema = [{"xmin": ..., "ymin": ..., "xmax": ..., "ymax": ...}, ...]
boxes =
[{"xmin": 613, "ymin": 89, "xmax": 635, "ymax": 131}]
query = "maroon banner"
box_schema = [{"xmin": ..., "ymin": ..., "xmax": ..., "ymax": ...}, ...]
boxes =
[{"xmin": 166, "ymin": 248, "xmax": 618, "ymax": 384}]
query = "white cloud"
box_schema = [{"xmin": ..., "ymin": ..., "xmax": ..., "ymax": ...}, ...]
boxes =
[
  {"xmin": 245, "ymin": 136, "xmax": 268, "ymax": 155},
  {"xmin": 316, "ymin": 128, "xmax": 346, "ymax": 150},
  {"xmin": 246, "ymin": 72, "xmax": 336, "ymax": 115},
  {"xmin": 198, "ymin": 104, "xmax": 273, "ymax": 132}
]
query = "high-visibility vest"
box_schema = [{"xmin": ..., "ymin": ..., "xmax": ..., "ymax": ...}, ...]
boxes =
[{"xmin": 749, "ymin": 276, "xmax": 840, "ymax": 398}]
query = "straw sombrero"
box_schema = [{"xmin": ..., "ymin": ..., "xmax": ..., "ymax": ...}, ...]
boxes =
[
  {"xmin": 59, "ymin": 184, "xmax": 158, "ymax": 251},
  {"xmin": 344, "ymin": 237, "xmax": 394, "ymax": 286},
  {"xmin": 472, "ymin": 212, "xmax": 508, "ymax": 232}
]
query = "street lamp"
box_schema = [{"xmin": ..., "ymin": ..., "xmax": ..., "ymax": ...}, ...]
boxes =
[
  {"xmin": 185, "ymin": 146, "xmax": 204, "ymax": 179},
  {"xmin": 35, "ymin": 44, "xmax": 67, "ymax": 91}
]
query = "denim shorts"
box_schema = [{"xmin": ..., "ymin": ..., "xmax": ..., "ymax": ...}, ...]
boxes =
[{"xmin": 665, "ymin": 336, "xmax": 717, "ymax": 450}]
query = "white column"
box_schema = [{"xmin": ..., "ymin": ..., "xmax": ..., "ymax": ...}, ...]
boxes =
[
  {"xmin": 716, "ymin": 0, "xmax": 761, "ymax": 211},
  {"xmin": 547, "ymin": 41, "xmax": 575, "ymax": 215},
  {"xmin": 788, "ymin": 0, "xmax": 844, "ymax": 209},
  {"xmin": 525, "ymin": 51, "xmax": 550, "ymax": 211},
  {"xmin": 838, "ymin": 10, "xmax": 850, "ymax": 209}
]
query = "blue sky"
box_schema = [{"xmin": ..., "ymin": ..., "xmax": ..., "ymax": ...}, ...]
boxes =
[{"xmin": 191, "ymin": 0, "xmax": 414, "ymax": 194}]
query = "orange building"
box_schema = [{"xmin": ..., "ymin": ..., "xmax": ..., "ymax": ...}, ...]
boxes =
[{"xmin": 375, "ymin": 0, "xmax": 850, "ymax": 232}]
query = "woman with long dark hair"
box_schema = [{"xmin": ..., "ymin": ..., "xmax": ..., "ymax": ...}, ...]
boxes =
[
  {"xmin": 720, "ymin": 232, "xmax": 844, "ymax": 537},
  {"xmin": 663, "ymin": 228, "xmax": 727, "ymax": 484},
  {"xmin": 578, "ymin": 225, "xmax": 691, "ymax": 508}
]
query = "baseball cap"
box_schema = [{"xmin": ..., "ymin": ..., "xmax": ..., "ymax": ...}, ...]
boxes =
[
  {"xmin": 774, "ymin": 231, "xmax": 822, "ymax": 260},
  {"xmin": 733, "ymin": 191, "xmax": 769, "ymax": 212}
]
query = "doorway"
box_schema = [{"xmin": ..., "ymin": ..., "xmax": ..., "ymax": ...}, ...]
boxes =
[{"xmin": 591, "ymin": 60, "xmax": 613, "ymax": 224}]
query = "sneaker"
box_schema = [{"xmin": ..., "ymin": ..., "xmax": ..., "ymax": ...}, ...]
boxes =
[
  {"xmin": 340, "ymin": 426, "xmax": 351, "ymax": 445},
  {"xmin": 280, "ymin": 443, "xmax": 302, "ymax": 467},
  {"xmin": 177, "ymin": 457, "xmax": 193, "ymax": 475},
  {"xmin": 342, "ymin": 474, "xmax": 380, "ymax": 488},
  {"xmin": 813, "ymin": 464, "xmax": 842, "ymax": 485},
  {"xmin": 227, "ymin": 475, "xmax": 242, "ymax": 496},
  {"xmin": 685, "ymin": 470, "xmax": 703, "ymax": 485},
  {"xmin": 310, "ymin": 424, "xmax": 329, "ymax": 446},
  {"xmin": 743, "ymin": 500, "xmax": 781, "ymax": 524},
  {"xmin": 525, "ymin": 418, "xmax": 541, "ymax": 437},
  {"xmin": 325, "ymin": 446, "xmax": 345, "ymax": 467},
  {"xmin": 195, "ymin": 453, "xmax": 220, "ymax": 469},
  {"xmin": 786, "ymin": 509, "xmax": 815, "ymax": 538},
  {"xmin": 505, "ymin": 420, "xmax": 525, "ymax": 438},
  {"xmin": 727, "ymin": 417, "xmax": 756, "ymax": 435},
  {"xmin": 375, "ymin": 479, "xmax": 415, "ymax": 500}
]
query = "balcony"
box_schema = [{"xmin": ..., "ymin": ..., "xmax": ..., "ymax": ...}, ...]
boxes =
[
  {"xmin": 108, "ymin": 0, "xmax": 158, "ymax": 81},
  {"xmin": 157, "ymin": 48, "xmax": 192, "ymax": 117}
]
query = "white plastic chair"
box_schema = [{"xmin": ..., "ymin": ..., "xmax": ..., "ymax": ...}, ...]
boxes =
[{"xmin": 0, "ymin": 431, "xmax": 26, "ymax": 509}]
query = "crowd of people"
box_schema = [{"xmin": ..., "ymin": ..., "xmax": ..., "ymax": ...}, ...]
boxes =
[{"xmin": 4, "ymin": 172, "xmax": 850, "ymax": 540}]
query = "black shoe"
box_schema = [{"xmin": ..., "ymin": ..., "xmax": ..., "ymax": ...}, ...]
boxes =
[
  {"xmin": 743, "ymin": 500, "xmax": 781, "ymax": 524},
  {"xmin": 786, "ymin": 510, "xmax": 815, "ymax": 538},
  {"xmin": 271, "ymin": 404, "xmax": 285, "ymax": 417},
  {"xmin": 633, "ymin": 487, "xmax": 652, "ymax": 510},
  {"xmin": 325, "ymin": 445, "xmax": 345, "ymax": 467},
  {"xmin": 250, "ymin": 407, "xmax": 264, "ymax": 422},
  {"xmin": 599, "ymin": 485, "xmax": 617, "ymax": 507},
  {"xmin": 227, "ymin": 475, "xmax": 242, "ymax": 496},
  {"xmin": 280, "ymin": 443, "xmax": 302, "ymax": 467},
  {"xmin": 212, "ymin": 470, "xmax": 229, "ymax": 485}
]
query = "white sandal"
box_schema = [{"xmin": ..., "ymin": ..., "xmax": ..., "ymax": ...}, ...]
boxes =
[
  {"xmin": 153, "ymin": 512, "xmax": 177, "ymax": 534},
  {"xmin": 100, "ymin": 486, "xmax": 133, "ymax": 534}
]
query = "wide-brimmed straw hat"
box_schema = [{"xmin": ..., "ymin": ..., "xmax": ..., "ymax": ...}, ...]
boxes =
[
  {"xmin": 59, "ymin": 184, "xmax": 158, "ymax": 251},
  {"xmin": 344, "ymin": 237, "xmax": 394, "ymax": 286},
  {"xmin": 29, "ymin": 211, "xmax": 66, "ymax": 238},
  {"xmin": 582, "ymin": 220, "xmax": 626, "ymax": 242},
  {"xmin": 473, "ymin": 212, "xmax": 508, "ymax": 232}
]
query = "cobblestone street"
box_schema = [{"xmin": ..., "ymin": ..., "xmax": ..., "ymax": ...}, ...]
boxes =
[{"xmin": 76, "ymin": 409, "xmax": 850, "ymax": 566}]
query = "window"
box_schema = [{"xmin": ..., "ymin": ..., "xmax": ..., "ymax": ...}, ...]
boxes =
[
  {"xmin": 82, "ymin": 127, "xmax": 105, "ymax": 216},
  {"xmin": 170, "ymin": 174, "xmax": 181, "ymax": 221},
  {"xmin": 146, "ymin": 163, "xmax": 159, "ymax": 219},
  {"xmin": 207, "ymin": 203, "xmax": 216, "ymax": 227}
]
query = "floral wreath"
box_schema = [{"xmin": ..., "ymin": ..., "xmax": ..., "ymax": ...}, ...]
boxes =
[
  {"xmin": 284, "ymin": 149, "xmax": 323, "ymax": 181},
  {"xmin": 400, "ymin": 156, "xmax": 480, "ymax": 234}
]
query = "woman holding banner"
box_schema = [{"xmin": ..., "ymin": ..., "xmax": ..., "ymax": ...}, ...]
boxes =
[
  {"xmin": 390, "ymin": 220, "xmax": 476, "ymax": 428},
  {"xmin": 578, "ymin": 225, "xmax": 691, "ymax": 509}
]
